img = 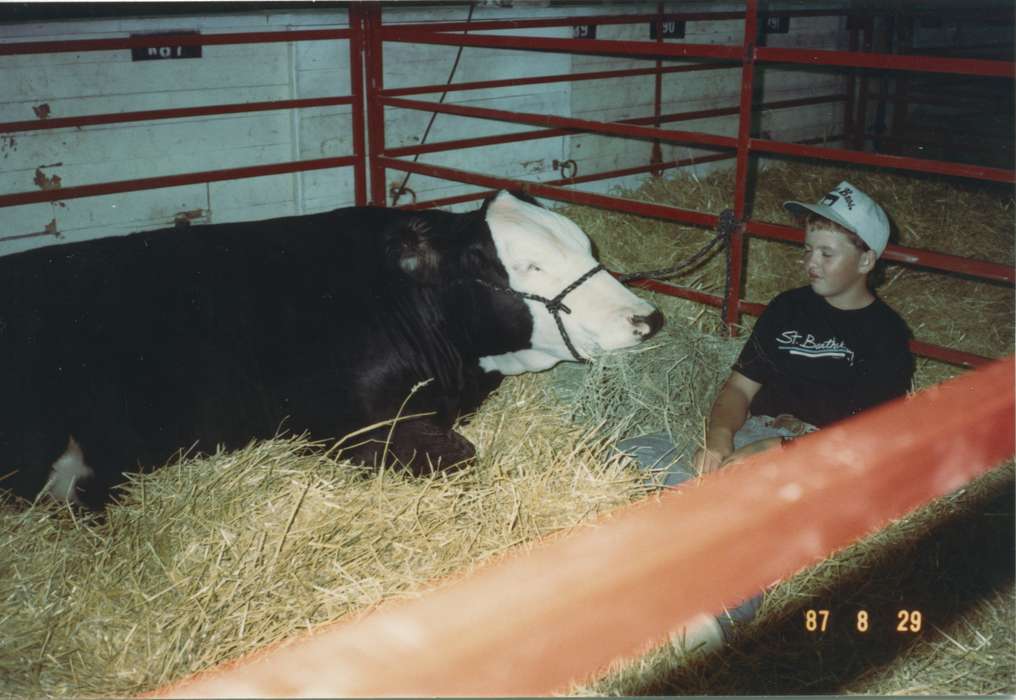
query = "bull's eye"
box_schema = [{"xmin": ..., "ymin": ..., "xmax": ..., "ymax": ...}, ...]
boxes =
[{"xmin": 511, "ymin": 261, "xmax": 543, "ymax": 274}]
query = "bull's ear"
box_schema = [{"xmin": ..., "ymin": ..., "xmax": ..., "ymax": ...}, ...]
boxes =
[
  {"xmin": 480, "ymin": 189, "xmax": 543, "ymax": 216},
  {"xmin": 390, "ymin": 218, "xmax": 441, "ymax": 282}
]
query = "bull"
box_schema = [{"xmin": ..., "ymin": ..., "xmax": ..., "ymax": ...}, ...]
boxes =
[{"xmin": 0, "ymin": 190, "xmax": 662, "ymax": 509}]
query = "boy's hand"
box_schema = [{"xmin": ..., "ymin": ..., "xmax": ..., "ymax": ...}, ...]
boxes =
[
  {"xmin": 692, "ymin": 446, "xmax": 729, "ymax": 474},
  {"xmin": 695, "ymin": 436, "xmax": 786, "ymax": 474},
  {"xmin": 720, "ymin": 437, "xmax": 785, "ymax": 467}
]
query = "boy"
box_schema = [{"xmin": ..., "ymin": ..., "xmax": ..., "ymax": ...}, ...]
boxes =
[
  {"xmin": 691, "ymin": 180, "xmax": 914, "ymax": 473},
  {"xmin": 617, "ymin": 181, "xmax": 914, "ymax": 645}
]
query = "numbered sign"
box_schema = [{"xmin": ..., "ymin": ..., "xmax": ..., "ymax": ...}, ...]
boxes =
[
  {"xmin": 650, "ymin": 17, "xmax": 686, "ymax": 39},
  {"xmin": 131, "ymin": 31, "xmax": 202, "ymax": 61},
  {"xmin": 762, "ymin": 15, "xmax": 790, "ymax": 34}
]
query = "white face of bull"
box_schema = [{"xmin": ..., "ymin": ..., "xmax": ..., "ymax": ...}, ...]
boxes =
[{"xmin": 479, "ymin": 191, "xmax": 662, "ymax": 375}]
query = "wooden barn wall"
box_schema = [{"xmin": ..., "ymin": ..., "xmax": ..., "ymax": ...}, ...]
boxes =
[{"xmin": 1, "ymin": 2, "xmax": 850, "ymax": 256}]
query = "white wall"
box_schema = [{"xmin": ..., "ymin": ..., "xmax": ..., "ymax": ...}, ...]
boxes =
[
  {"xmin": 0, "ymin": 9, "xmax": 355, "ymax": 255},
  {"xmin": 0, "ymin": 1, "xmax": 853, "ymax": 256}
]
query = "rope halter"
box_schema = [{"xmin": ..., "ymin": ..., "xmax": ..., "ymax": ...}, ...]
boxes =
[{"xmin": 469, "ymin": 263, "xmax": 606, "ymax": 364}]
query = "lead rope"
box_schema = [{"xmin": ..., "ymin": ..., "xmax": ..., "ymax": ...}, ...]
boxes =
[{"xmin": 616, "ymin": 208, "xmax": 737, "ymax": 284}]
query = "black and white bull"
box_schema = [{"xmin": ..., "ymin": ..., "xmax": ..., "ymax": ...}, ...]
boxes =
[{"xmin": 0, "ymin": 190, "xmax": 662, "ymax": 509}]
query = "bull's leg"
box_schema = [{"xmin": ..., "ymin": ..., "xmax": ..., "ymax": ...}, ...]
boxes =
[{"xmin": 339, "ymin": 418, "xmax": 476, "ymax": 476}]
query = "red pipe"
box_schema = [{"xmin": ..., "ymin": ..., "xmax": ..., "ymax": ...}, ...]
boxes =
[
  {"xmin": 549, "ymin": 153, "xmax": 734, "ymax": 188},
  {"xmin": 384, "ymin": 153, "xmax": 1014, "ymax": 296},
  {"xmin": 753, "ymin": 137, "xmax": 1015, "ymax": 183},
  {"xmin": 381, "ymin": 97, "xmax": 738, "ymax": 150},
  {"xmin": 381, "ymin": 10, "xmax": 848, "ymax": 35},
  {"xmin": 854, "ymin": 17, "xmax": 873, "ymax": 150},
  {"xmin": 377, "ymin": 28, "xmax": 1013, "ymax": 80},
  {"xmin": 747, "ymin": 221, "xmax": 1015, "ymax": 285},
  {"xmin": 381, "ymin": 12, "xmax": 746, "ymax": 34},
  {"xmin": 757, "ymin": 46, "xmax": 1015, "ymax": 78},
  {"xmin": 625, "ymin": 277, "xmax": 726, "ymax": 309},
  {"xmin": 906, "ymin": 341, "xmax": 994, "ymax": 369},
  {"xmin": 382, "ymin": 63, "xmax": 736, "ymax": 98},
  {"xmin": 725, "ymin": 0, "xmax": 759, "ymax": 330},
  {"xmin": 0, "ymin": 97, "xmax": 353, "ymax": 135},
  {"xmin": 404, "ymin": 153, "xmax": 737, "ymax": 211},
  {"xmin": 650, "ymin": 2, "xmax": 665, "ymax": 177},
  {"xmin": 377, "ymin": 157, "xmax": 718, "ymax": 228},
  {"xmin": 406, "ymin": 155, "xmax": 737, "ymax": 212},
  {"xmin": 383, "ymin": 96, "xmax": 843, "ymax": 159},
  {"xmin": 380, "ymin": 30, "xmax": 743, "ymax": 62},
  {"xmin": 845, "ymin": 17, "xmax": 858, "ymax": 149},
  {"xmin": 363, "ymin": 4, "xmax": 387, "ymax": 206},
  {"xmin": 0, "ymin": 157, "xmax": 356, "ymax": 208},
  {"xmin": 0, "ymin": 29, "xmax": 349, "ymax": 56},
  {"xmin": 348, "ymin": 6, "xmax": 368, "ymax": 207}
]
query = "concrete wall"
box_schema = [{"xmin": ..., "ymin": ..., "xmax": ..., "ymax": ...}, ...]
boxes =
[{"xmin": 0, "ymin": 2, "xmax": 853, "ymax": 256}]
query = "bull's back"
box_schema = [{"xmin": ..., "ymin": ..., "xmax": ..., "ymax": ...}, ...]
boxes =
[
  {"xmin": 0, "ymin": 208, "xmax": 382, "ymax": 352},
  {"xmin": 0, "ymin": 208, "xmax": 392, "ymax": 469}
]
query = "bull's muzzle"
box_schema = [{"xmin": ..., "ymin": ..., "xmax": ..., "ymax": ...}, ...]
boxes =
[{"xmin": 632, "ymin": 309, "xmax": 665, "ymax": 339}]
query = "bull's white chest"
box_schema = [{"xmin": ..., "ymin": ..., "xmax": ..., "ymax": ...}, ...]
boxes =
[{"xmin": 479, "ymin": 348, "xmax": 563, "ymax": 375}]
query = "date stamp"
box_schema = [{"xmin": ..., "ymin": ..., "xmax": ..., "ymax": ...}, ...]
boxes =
[{"xmin": 804, "ymin": 609, "xmax": 924, "ymax": 634}]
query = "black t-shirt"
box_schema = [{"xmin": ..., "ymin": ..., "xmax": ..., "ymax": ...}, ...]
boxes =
[{"xmin": 734, "ymin": 286, "xmax": 914, "ymax": 428}]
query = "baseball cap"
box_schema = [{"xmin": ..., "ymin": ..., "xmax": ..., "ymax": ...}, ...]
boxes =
[{"xmin": 784, "ymin": 181, "xmax": 890, "ymax": 257}]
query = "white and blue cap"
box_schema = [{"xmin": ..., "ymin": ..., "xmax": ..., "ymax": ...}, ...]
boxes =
[{"xmin": 784, "ymin": 180, "xmax": 890, "ymax": 258}]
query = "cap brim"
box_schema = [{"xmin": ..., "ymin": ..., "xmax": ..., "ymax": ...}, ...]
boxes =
[{"xmin": 783, "ymin": 201, "xmax": 859, "ymax": 236}]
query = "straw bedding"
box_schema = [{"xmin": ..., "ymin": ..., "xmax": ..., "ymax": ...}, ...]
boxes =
[
  {"xmin": 1, "ymin": 161, "xmax": 1013, "ymax": 697},
  {"xmin": 1, "ymin": 377, "xmax": 645, "ymax": 698}
]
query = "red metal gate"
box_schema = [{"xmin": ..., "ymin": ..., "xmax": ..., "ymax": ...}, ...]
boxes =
[
  {"xmin": 0, "ymin": 21, "xmax": 368, "ymax": 215},
  {"xmin": 361, "ymin": 0, "xmax": 1014, "ymax": 368},
  {"xmin": 1, "ymin": 2, "xmax": 1013, "ymax": 368}
]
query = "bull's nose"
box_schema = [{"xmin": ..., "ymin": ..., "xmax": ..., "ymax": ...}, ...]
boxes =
[{"xmin": 632, "ymin": 309, "xmax": 664, "ymax": 339}]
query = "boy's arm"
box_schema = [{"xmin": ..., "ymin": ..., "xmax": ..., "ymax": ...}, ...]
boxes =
[{"xmin": 692, "ymin": 370, "xmax": 763, "ymax": 473}]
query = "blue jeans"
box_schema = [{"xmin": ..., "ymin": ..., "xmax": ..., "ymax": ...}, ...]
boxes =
[{"xmin": 615, "ymin": 415, "xmax": 816, "ymax": 488}]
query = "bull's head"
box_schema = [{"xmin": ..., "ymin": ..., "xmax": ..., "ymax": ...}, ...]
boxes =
[{"xmin": 479, "ymin": 190, "xmax": 663, "ymax": 374}]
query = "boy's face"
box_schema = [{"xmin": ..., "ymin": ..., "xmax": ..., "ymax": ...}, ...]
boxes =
[{"xmin": 803, "ymin": 225, "xmax": 876, "ymax": 309}]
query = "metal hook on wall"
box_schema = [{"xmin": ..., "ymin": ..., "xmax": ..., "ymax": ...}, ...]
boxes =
[{"xmin": 553, "ymin": 159, "xmax": 578, "ymax": 180}]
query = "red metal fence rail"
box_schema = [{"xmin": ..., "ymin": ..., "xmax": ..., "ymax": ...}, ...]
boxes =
[{"xmin": 1, "ymin": 2, "xmax": 1012, "ymax": 370}]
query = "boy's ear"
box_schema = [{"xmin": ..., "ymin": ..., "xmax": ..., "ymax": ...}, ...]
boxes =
[{"xmin": 858, "ymin": 249, "xmax": 877, "ymax": 274}]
